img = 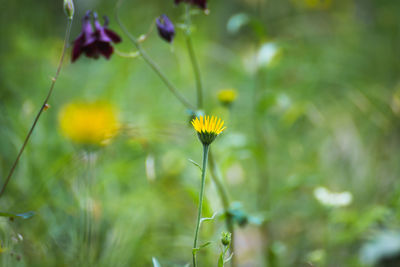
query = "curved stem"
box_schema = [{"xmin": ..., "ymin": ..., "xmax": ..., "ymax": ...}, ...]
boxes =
[
  {"xmin": 192, "ymin": 144, "xmax": 209, "ymax": 267},
  {"xmin": 185, "ymin": 5, "xmax": 203, "ymax": 109},
  {"xmin": 115, "ymin": 3, "xmax": 195, "ymax": 111},
  {"xmin": 208, "ymin": 150, "xmax": 229, "ymax": 207},
  {"xmin": 0, "ymin": 17, "xmax": 73, "ymax": 198},
  {"xmin": 208, "ymin": 150, "xmax": 235, "ymax": 267}
]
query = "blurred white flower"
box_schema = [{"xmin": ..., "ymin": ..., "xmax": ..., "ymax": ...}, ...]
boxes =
[
  {"xmin": 145, "ymin": 154, "xmax": 156, "ymax": 181},
  {"xmin": 257, "ymin": 42, "xmax": 280, "ymax": 68},
  {"xmin": 242, "ymin": 42, "xmax": 281, "ymax": 74},
  {"xmin": 313, "ymin": 186, "xmax": 352, "ymax": 207},
  {"xmin": 276, "ymin": 93, "xmax": 292, "ymax": 110},
  {"xmin": 227, "ymin": 13, "xmax": 250, "ymax": 34}
]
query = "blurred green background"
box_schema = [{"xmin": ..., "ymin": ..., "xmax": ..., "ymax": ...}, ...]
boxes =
[{"xmin": 1, "ymin": 0, "xmax": 400, "ymax": 266}]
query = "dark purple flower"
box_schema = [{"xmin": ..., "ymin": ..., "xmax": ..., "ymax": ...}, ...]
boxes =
[
  {"xmin": 174, "ymin": 0, "xmax": 207, "ymax": 10},
  {"xmin": 156, "ymin": 15, "xmax": 175, "ymax": 43},
  {"xmin": 71, "ymin": 11, "xmax": 95, "ymax": 62},
  {"xmin": 71, "ymin": 11, "xmax": 122, "ymax": 62}
]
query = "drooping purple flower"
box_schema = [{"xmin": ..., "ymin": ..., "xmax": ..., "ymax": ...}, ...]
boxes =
[
  {"xmin": 174, "ymin": 0, "xmax": 207, "ymax": 10},
  {"xmin": 156, "ymin": 15, "xmax": 175, "ymax": 43},
  {"xmin": 71, "ymin": 11, "xmax": 122, "ymax": 62},
  {"xmin": 72, "ymin": 11, "xmax": 95, "ymax": 62}
]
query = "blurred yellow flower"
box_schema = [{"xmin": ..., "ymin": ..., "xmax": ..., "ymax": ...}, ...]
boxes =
[
  {"xmin": 59, "ymin": 101, "xmax": 119, "ymax": 146},
  {"xmin": 217, "ymin": 89, "xmax": 238, "ymax": 106}
]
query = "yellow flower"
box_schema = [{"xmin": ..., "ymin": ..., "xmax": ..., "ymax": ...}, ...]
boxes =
[
  {"xmin": 59, "ymin": 101, "xmax": 119, "ymax": 146},
  {"xmin": 217, "ymin": 89, "xmax": 238, "ymax": 106},
  {"xmin": 191, "ymin": 115, "xmax": 226, "ymax": 145}
]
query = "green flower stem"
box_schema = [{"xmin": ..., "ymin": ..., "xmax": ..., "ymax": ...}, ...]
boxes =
[
  {"xmin": 192, "ymin": 144, "xmax": 209, "ymax": 267},
  {"xmin": 208, "ymin": 150, "xmax": 235, "ymax": 267},
  {"xmin": 185, "ymin": 5, "xmax": 203, "ymax": 109},
  {"xmin": 219, "ymin": 244, "xmax": 230, "ymax": 267},
  {"xmin": 115, "ymin": 4, "xmax": 195, "ymax": 111},
  {"xmin": 0, "ymin": 17, "xmax": 74, "ymax": 198}
]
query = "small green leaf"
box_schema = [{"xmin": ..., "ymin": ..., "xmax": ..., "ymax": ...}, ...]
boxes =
[
  {"xmin": 224, "ymin": 253, "xmax": 234, "ymax": 263},
  {"xmin": 200, "ymin": 212, "xmax": 218, "ymax": 226},
  {"xmin": 199, "ymin": 241, "xmax": 212, "ymax": 249},
  {"xmin": 0, "ymin": 211, "xmax": 35, "ymax": 220},
  {"xmin": 193, "ymin": 241, "xmax": 212, "ymax": 254},
  {"xmin": 188, "ymin": 159, "xmax": 202, "ymax": 172},
  {"xmin": 152, "ymin": 257, "xmax": 161, "ymax": 267},
  {"xmin": 17, "ymin": 211, "xmax": 35, "ymax": 219},
  {"xmin": 218, "ymin": 253, "xmax": 224, "ymax": 267}
]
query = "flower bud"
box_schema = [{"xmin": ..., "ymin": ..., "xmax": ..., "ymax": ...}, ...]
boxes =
[
  {"xmin": 221, "ymin": 232, "xmax": 231, "ymax": 247},
  {"xmin": 156, "ymin": 15, "xmax": 175, "ymax": 43},
  {"xmin": 63, "ymin": 0, "xmax": 75, "ymax": 19}
]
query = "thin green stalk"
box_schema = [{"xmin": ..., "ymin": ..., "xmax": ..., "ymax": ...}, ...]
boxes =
[
  {"xmin": 253, "ymin": 58, "xmax": 275, "ymax": 267},
  {"xmin": 208, "ymin": 150, "xmax": 235, "ymax": 267},
  {"xmin": 0, "ymin": 17, "xmax": 73, "ymax": 198},
  {"xmin": 208, "ymin": 150, "xmax": 229, "ymax": 208},
  {"xmin": 219, "ymin": 244, "xmax": 230, "ymax": 267},
  {"xmin": 184, "ymin": 5, "xmax": 203, "ymax": 109},
  {"xmin": 192, "ymin": 144, "xmax": 209, "ymax": 267},
  {"xmin": 115, "ymin": 3, "xmax": 195, "ymax": 111}
]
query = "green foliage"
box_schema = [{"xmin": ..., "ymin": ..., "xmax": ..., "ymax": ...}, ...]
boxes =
[{"xmin": 1, "ymin": 0, "xmax": 400, "ymax": 266}]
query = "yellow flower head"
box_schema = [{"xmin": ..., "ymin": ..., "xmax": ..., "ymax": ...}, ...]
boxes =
[
  {"xmin": 217, "ymin": 89, "xmax": 238, "ymax": 106},
  {"xmin": 191, "ymin": 115, "xmax": 226, "ymax": 145},
  {"xmin": 59, "ymin": 101, "xmax": 119, "ymax": 146}
]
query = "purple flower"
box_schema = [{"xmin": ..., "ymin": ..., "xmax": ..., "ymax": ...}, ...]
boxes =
[
  {"xmin": 174, "ymin": 0, "xmax": 207, "ymax": 10},
  {"xmin": 72, "ymin": 11, "xmax": 122, "ymax": 62},
  {"xmin": 156, "ymin": 15, "xmax": 175, "ymax": 43},
  {"xmin": 71, "ymin": 11, "xmax": 95, "ymax": 62}
]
